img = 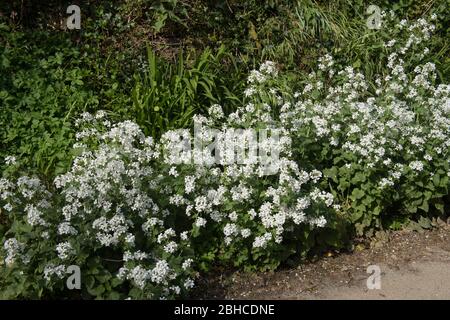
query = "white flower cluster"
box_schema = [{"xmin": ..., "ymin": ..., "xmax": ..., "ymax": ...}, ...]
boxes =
[
  {"xmin": 5, "ymin": 156, "xmax": 17, "ymax": 166},
  {"xmin": 119, "ymin": 260, "xmax": 173, "ymax": 289},
  {"xmin": 3, "ymin": 238, "xmax": 28, "ymax": 266},
  {"xmin": 248, "ymin": 61, "xmax": 278, "ymax": 85},
  {"xmin": 245, "ymin": 61, "xmax": 278, "ymax": 96},
  {"xmin": 158, "ymin": 67, "xmax": 334, "ymax": 253},
  {"xmin": 280, "ymin": 19, "xmax": 449, "ymax": 194},
  {"xmin": 56, "ymin": 241, "xmax": 74, "ymax": 260},
  {"xmin": 1, "ymin": 15, "xmax": 447, "ymax": 299},
  {"xmin": 43, "ymin": 264, "xmax": 67, "ymax": 281},
  {"xmin": 1, "ymin": 112, "xmax": 195, "ymax": 299}
]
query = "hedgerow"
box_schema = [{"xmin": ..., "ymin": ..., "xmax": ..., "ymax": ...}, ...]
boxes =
[{"xmin": 0, "ymin": 14, "xmax": 448, "ymax": 299}]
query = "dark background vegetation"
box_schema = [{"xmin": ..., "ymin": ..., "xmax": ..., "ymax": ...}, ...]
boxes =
[
  {"xmin": 1, "ymin": 0, "xmax": 449, "ymax": 178},
  {"xmin": 0, "ymin": 0, "xmax": 448, "ymax": 298}
]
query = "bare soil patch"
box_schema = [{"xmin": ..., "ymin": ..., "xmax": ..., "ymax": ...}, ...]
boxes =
[{"xmin": 195, "ymin": 222, "xmax": 450, "ymax": 299}]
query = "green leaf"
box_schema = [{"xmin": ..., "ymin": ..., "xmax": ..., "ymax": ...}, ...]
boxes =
[
  {"xmin": 432, "ymin": 174, "xmax": 440, "ymax": 187},
  {"xmin": 87, "ymin": 284, "xmax": 105, "ymax": 297},
  {"xmin": 85, "ymin": 275, "xmax": 95, "ymax": 289},
  {"xmin": 419, "ymin": 200, "xmax": 429, "ymax": 212},
  {"xmin": 434, "ymin": 202, "xmax": 444, "ymax": 214},
  {"xmin": 351, "ymin": 209, "xmax": 364, "ymax": 222},
  {"xmin": 351, "ymin": 188, "xmax": 365, "ymax": 200},
  {"xmin": 418, "ymin": 216, "xmax": 432, "ymax": 229}
]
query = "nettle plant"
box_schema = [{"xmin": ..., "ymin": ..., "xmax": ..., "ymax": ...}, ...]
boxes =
[{"xmin": 279, "ymin": 14, "xmax": 449, "ymax": 234}]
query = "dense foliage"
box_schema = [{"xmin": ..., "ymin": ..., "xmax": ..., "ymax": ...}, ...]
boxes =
[{"xmin": 0, "ymin": 1, "xmax": 448, "ymax": 299}]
